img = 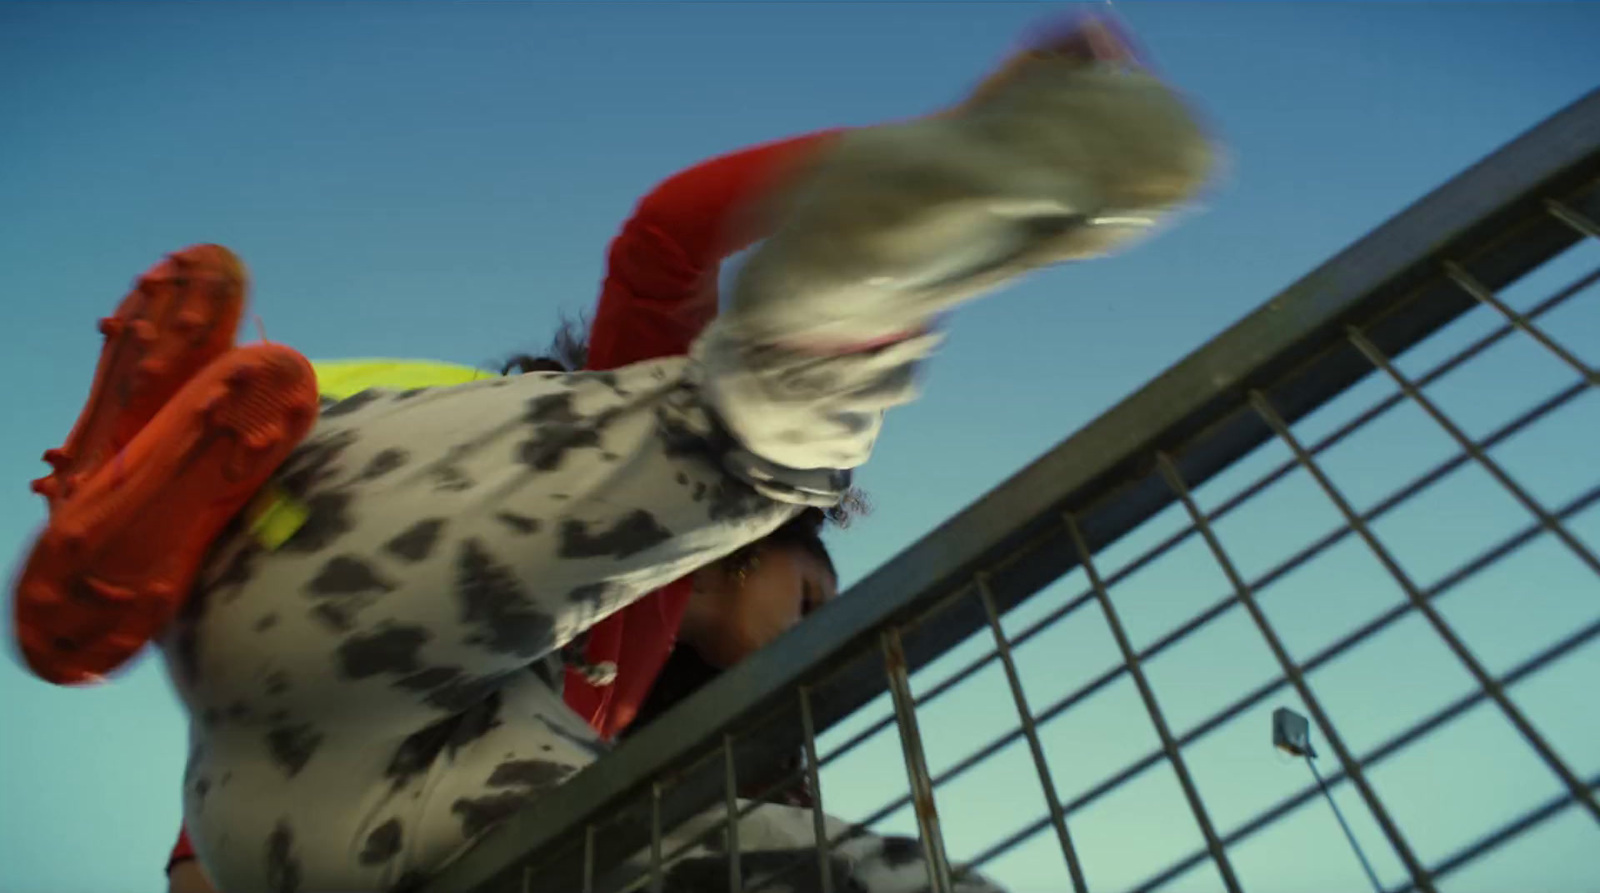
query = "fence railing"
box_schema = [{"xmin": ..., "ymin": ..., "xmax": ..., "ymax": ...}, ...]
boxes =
[{"xmin": 426, "ymin": 88, "xmax": 1600, "ymax": 893}]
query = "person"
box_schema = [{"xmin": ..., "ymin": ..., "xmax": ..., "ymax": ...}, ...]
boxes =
[
  {"xmin": 16, "ymin": 15, "xmax": 1215, "ymax": 892},
  {"xmin": 164, "ymin": 350, "xmax": 847, "ymax": 892},
  {"xmin": 157, "ymin": 107, "xmax": 857, "ymax": 889}
]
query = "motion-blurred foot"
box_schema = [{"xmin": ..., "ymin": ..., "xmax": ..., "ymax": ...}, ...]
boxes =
[
  {"xmin": 724, "ymin": 13, "xmax": 1217, "ymax": 351},
  {"xmin": 15, "ymin": 246, "xmax": 319, "ymax": 686},
  {"xmin": 30, "ymin": 244, "xmax": 249, "ymax": 508}
]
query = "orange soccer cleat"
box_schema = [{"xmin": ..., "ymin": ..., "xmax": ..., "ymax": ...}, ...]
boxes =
[
  {"xmin": 31, "ymin": 244, "xmax": 251, "ymax": 508},
  {"xmin": 14, "ymin": 248, "xmax": 321, "ymax": 686}
]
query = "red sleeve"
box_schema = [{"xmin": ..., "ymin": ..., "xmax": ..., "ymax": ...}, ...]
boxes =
[
  {"xmin": 167, "ymin": 826, "xmax": 196, "ymax": 873},
  {"xmin": 566, "ymin": 129, "xmax": 842, "ymax": 742},
  {"xmin": 169, "ymin": 134, "xmax": 847, "ymax": 874},
  {"xmin": 584, "ymin": 129, "xmax": 843, "ymax": 373}
]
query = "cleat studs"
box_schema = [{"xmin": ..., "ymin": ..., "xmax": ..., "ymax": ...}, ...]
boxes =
[
  {"xmin": 18, "ymin": 580, "xmax": 61, "ymax": 607},
  {"xmin": 104, "ymin": 632, "xmax": 146, "ymax": 653},
  {"xmin": 83, "ymin": 578, "xmax": 137, "ymax": 603},
  {"xmin": 173, "ymin": 309, "xmax": 206, "ymax": 333}
]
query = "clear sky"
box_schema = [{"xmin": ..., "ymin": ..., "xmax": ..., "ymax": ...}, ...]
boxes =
[{"xmin": 2, "ymin": 3, "xmax": 1598, "ymax": 892}]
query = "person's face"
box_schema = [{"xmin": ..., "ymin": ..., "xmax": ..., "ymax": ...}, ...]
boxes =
[{"xmin": 682, "ymin": 543, "xmax": 839, "ymax": 668}]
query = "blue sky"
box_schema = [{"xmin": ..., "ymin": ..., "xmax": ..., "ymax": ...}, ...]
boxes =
[{"xmin": 2, "ymin": 3, "xmax": 1598, "ymax": 892}]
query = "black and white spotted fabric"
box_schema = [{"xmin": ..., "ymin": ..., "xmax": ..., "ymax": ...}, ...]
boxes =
[
  {"xmin": 160, "ymin": 336, "xmax": 947, "ymax": 893},
  {"xmin": 157, "ymin": 53, "xmax": 1213, "ymax": 892},
  {"xmin": 651, "ymin": 805, "xmax": 1008, "ymax": 893}
]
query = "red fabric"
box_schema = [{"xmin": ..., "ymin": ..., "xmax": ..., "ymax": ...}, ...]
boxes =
[
  {"xmin": 168, "ymin": 828, "xmax": 195, "ymax": 873},
  {"xmin": 168, "ymin": 129, "xmax": 841, "ymax": 873}
]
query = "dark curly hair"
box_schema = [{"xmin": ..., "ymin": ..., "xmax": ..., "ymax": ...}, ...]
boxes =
[
  {"xmin": 719, "ymin": 488, "xmax": 869, "ymax": 585},
  {"xmin": 497, "ymin": 313, "xmax": 591, "ymax": 376}
]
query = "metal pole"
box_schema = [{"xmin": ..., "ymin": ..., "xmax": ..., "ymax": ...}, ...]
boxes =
[{"xmin": 1306, "ymin": 755, "xmax": 1385, "ymax": 893}]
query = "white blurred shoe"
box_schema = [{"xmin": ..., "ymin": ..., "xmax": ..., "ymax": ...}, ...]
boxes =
[{"xmin": 724, "ymin": 14, "xmax": 1218, "ymax": 352}]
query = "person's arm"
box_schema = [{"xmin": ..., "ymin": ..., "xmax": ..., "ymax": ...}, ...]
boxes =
[
  {"xmin": 585, "ymin": 129, "xmax": 844, "ymax": 372},
  {"xmin": 565, "ymin": 129, "xmax": 843, "ymax": 741}
]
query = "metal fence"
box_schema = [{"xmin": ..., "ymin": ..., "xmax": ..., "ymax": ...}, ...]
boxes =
[{"xmin": 426, "ymin": 88, "xmax": 1600, "ymax": 893}]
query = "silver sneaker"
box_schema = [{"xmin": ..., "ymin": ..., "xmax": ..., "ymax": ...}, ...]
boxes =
[{"xmin": 725, "ymin": 46, "xmax": 1218, "ymax": 350}]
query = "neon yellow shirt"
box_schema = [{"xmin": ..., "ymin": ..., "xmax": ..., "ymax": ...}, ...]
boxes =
[
  {"xmin": 310, "ymin": 358, "xmax": 490, "ymax": 401},
  {"xmin": 249, "ymin": 358, "xmax": 491, "ymax": 549}
]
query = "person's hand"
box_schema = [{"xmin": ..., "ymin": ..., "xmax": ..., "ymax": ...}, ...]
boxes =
[{"xmin": 168, "ymin": 861, "xmax": 219, "ymax": 893}]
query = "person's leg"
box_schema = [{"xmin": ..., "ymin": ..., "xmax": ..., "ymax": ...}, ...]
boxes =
[
  {"xmin": 29, "ymin": 245, "xmax": 249, "ymax": 509},
  {"xmin": 182, "ymin": 658, "xmax": 610, "ymax": 892},
  {"xmin": 14, "ymin": 244, "xmax": 319, "ymax": 685},
  {"xmin": 720, "ymin": 50, "xmax": 1212, "ymax": 356}
]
